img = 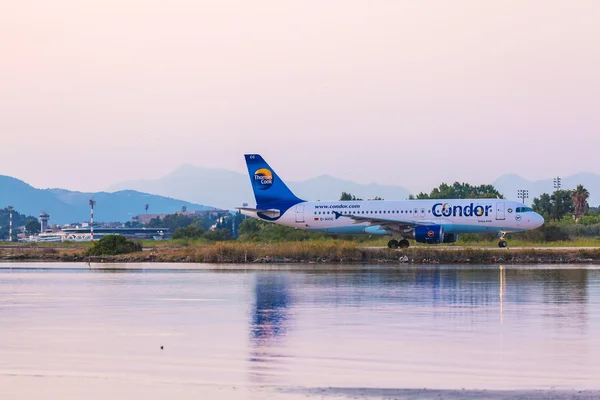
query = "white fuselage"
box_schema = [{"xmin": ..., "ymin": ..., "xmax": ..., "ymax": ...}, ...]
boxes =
[{"xmin": 241, "ymin": 199, "xmax": 544, "ymax": 236}]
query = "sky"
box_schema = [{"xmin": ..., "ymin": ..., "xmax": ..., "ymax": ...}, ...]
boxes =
[{"xmin": 1, "ymin": 0, "xmax": 599, "ymax": 194}]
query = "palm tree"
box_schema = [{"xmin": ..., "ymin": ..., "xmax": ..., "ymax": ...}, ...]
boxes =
[{"xmin": 571, "ymin": 184, "xmax": 590, "ymax": 223}]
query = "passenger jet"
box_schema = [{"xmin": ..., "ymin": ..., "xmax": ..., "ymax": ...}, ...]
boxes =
[{"xmin": 238, "ymin": 154, "xmax": 544, "ymax": 248}]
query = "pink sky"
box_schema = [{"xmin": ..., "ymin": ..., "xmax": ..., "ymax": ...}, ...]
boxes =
[{"xmin": 1, "ymin": 0, "xmax": 599, "ymax": 193}]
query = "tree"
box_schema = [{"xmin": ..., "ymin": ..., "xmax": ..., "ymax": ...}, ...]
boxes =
[
  {"xmin": 239, "ymin": 218, "xmax": 264, "ymax": 235},
  {"xmin": 372, "ymin": 196, "xmax": 384, "ymax": 200},
  {"xmin": 146, "ymin": 217, "xmax": 163, "ymax": 228},
  {"xmin": 203, "ymin": 229, "xmax": 232, "ymax": 241},
  {"xmin": 85, "ymin": 235, "xmax": 142, "ymax": 256},
  {"xmin": 145, "ymin": 204, "xmax": 149, "ymax": 214},
  {"xmin": 532, "ymin": 193, "xmax": 552, "ymax": 219},
  {"xmin": 25, "ymin": 220, "xmax": 41, "ymax": 235},
  {"xmin": 533, "ymin": 190, "xmax": 574, "ymax": 222},
  {"xmin": 571, "ymin": 184, "xmax": 590, "ymax": 223},
  {"xmin": 550, "ymin": 190, "xmax": 575, "ymax": 222},
  {"xmin": 172, "ymin": 226, "xmax": 204, "ymax": 239},
  {"xmin": 161, "ymin": 213, "xmax": 194, "ymax": 231},
  {"xmin": 417, "ymin": 182, "xmax": 504, "ymax": 199},
  {"xmin": 0, "ymin": 208, "xmax": 37, "ymax": 240},
  {"xmin": 340, "ymin": 192, "xmax": 362, "ymax": 201}
]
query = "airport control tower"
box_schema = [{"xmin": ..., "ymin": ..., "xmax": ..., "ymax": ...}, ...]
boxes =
[{"xmin": 39, "ymin": 212, "xmax": 50, "ymax": 233}]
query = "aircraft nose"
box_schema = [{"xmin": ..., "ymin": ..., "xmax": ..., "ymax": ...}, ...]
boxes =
[{"xmin": 533, "ymin": 212, "xmax": 544, "ymax": 228}]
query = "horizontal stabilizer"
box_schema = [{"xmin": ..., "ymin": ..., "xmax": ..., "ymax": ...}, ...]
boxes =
[{"xmin": 236, "ymin": 207, "xmax": 281, "ymax": 218}]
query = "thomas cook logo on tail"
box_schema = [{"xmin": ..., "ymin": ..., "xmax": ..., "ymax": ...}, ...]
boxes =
[{"xmin": 253, "ymin": 168, "xmax": 274, "ymax": 190}]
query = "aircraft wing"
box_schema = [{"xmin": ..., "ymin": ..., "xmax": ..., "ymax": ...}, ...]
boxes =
[
  {"xmin": 235, "ymin": 207, "xmax": 280, "ymax": 218},
  {"xmin": 332, "ymin": 211, "xmax": 432, "ymax": 234}
]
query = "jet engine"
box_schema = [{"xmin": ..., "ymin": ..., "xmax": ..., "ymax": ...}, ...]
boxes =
[
  {"xmin": 412, "ymin": 225, "xmax": 444, "ymax": 244},
  {"xmin": 442, "ymin": 233, "xmax": 458, "ymax": 243}
]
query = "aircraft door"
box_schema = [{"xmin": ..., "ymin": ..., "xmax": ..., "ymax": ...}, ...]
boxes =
[
  {"xmin": 496, "ymin": 202, "xmax": 506, "ymax": 220},
  {"xmin": 295, "ymin": 204, "xmax": 305, "ymax": 223}
]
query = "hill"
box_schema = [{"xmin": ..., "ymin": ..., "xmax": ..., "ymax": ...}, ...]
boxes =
[
  {"xmin": 0, "ymin": 175, "xmax": 215, "ymax": 225},
  {"xmin": 109, "ymin": 165, "xmax": 600, "ymax": 208},
  {"xmin": 493, "ymin": 173, "xmax": 600, "ymax": 206},
  {"xmin": 108, "ymin": 164, "xmax": 411, "ymax": 209}
]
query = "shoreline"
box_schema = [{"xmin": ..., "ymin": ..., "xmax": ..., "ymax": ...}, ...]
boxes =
[{"xmin": 2, "ymin": 242, "xmax": 600, "ymax": 265}]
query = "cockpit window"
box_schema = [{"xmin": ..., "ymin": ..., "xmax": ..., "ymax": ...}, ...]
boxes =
[{"xmin": 516, "ymin": 207, "xmax": 533, "ymax": 213}]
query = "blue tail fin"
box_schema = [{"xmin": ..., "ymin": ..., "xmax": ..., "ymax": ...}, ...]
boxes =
[{"xmin": 244, "ymin": 154, "xmax": 303, "ymax": 206}]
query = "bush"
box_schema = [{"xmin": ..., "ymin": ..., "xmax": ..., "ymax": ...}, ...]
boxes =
[
  {"xmin": 203, "ymin": 228, "xmax": 233, "ymax": 241},
  {"xmin": 561, "ymin": 223, "xmax": 600, "ymax": 238},
  {"xmin": 85, "ymin": 235, "xmax": 142, "ymax": 256},
  {"xmin": 512, "ymin": 224, "xmax": 571, "ymax": 242},
  {"xmin": 172, "ymin": 226, "xmax": 204, "ymax": 239}
]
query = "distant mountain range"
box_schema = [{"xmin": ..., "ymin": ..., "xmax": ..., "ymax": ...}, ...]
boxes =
[
  {"xmin": 0, "ymin": 175, "xmax": 214, "ymax": 225},
  {"xmin": 109, "ymin": 164, "xmax": 600, "ymax": 208},
  {"xmin": 3, "ymin": 166, "xmax": 599, "ymax": 226},
  {"xmin": 107, "ymin": 164, "xmax": 412, "ymax": 209},
  {"xmin": 492, "ymin": 173, "xmax": 600, "ymax": 206}
]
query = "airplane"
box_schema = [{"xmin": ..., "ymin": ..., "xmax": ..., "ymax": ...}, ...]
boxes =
[{"xmin": 238, "ymin": 154, "xmax": 544, "ymax": 248}]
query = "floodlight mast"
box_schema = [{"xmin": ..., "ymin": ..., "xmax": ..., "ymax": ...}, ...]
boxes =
[{"xmin": 517, "ymin": 189, "xmax": 529, "ymax": 203}]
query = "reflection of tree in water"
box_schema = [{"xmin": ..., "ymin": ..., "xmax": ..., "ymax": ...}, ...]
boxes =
[
  {"xmin": 539, "ymin": 269, "xmax": 589, "ymax": 329},
  {"xmin": 248, "ymin": 274, "xmax": 292, "ymax": 385}
]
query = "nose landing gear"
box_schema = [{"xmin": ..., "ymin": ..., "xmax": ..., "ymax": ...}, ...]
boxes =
[{"xmin": 498, "ymin": 231, "xmax": 508, "ymax": 248}]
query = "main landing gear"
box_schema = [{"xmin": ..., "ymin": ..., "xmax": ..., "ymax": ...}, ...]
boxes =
[
  {"xmin": 498, "ymin": 231, "xmax": 508, "ymax": 248},
  {"xmin": 388, "ymin": 239, "xmax": 410, "ymax": 249}
]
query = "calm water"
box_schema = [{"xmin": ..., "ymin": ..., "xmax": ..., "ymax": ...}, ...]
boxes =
[{"xmin": 1, "ymin": 263, "xmax": 600, "ymax": 399}]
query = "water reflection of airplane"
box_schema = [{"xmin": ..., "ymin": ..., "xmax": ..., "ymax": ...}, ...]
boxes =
[
  {"xmin": 244, "ymin": 269, "xmax": 589, "ymax": 325},
  {"xmin": 248, "ymin": 274, "xmax": 292, "ymax": 384}
]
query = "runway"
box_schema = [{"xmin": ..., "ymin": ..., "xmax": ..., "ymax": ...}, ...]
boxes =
[{"xmin": 365, "ymin": 246, "xmax": 600, "ymax": 251}]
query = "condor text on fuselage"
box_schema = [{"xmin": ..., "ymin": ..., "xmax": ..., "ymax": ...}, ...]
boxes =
[{"xmin": 239, "ymin": 154, "xmax": 544, "ymax": 248}]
